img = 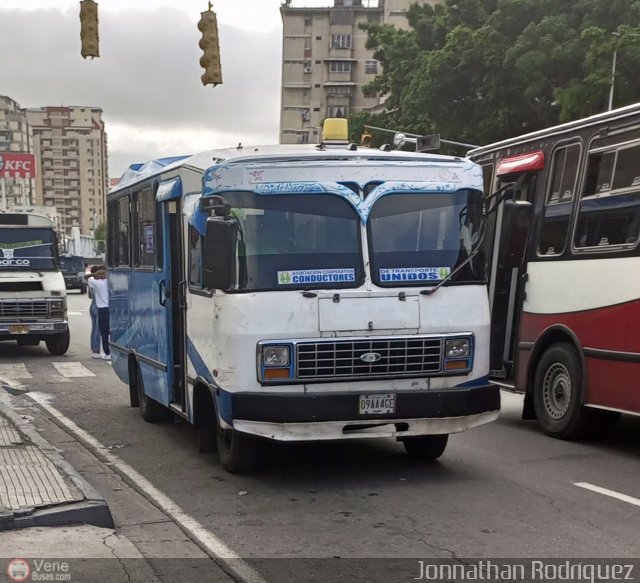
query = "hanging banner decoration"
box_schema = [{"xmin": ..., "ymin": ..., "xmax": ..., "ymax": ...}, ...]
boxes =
[{"xmin": 0, "ymin": 153, "xmax": 37, "ymax": 178}]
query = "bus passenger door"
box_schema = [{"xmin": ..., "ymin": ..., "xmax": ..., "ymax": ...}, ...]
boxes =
[
  {"xmin": 161, "ymin": 200, "xmax": 187, "ymax": 411},
  {"xmin": 489, "ymin": 171, "xmax": 538, "ymax": 378}
]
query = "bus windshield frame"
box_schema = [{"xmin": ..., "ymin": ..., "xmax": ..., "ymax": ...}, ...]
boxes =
[{"xmin": 0, "ymin": 228, "xmax": 58, "ymax": 271}]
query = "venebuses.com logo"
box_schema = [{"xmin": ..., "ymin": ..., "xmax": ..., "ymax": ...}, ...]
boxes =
[
  {"xmin": 6, "ymin": 559, "xmax": 30, "ymax": 582},
  {"xmin": 6, "ymin": 558, "xmax": 71, "ymax": 582}
]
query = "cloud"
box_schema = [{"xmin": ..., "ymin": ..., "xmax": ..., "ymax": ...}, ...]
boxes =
[{"xmin": 0, "ymin": 4, "xmax": 282, "ymax": 177}]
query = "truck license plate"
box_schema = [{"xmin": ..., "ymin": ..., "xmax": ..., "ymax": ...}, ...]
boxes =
[
  {"xmin": 9, "ymin": 325, "xmax": 29, "ymax": 334},
  {"xmin": 359, "ymin": 393, "xmax": 396, "ymax": 415}
]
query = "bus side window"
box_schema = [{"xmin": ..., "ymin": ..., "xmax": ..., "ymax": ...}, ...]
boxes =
[
  {"xmin": 538, "ymin": 143, "xmax": 580, "ymax": 257},
  {"xmin": 108, "ymin": 195, "xmax": 131, "ymax": 268},
  {"xmin": 575, "ymin": 142, "xmax": 640, "ymax": 249},
  {"xmin": 189, "ymin": 226, "xmax": 203, "ymax": 288}
]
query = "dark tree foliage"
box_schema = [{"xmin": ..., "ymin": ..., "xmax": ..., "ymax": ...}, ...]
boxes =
[{"xmin": 350, "ymin": 0, "xmax": 640, "ymax": 149}]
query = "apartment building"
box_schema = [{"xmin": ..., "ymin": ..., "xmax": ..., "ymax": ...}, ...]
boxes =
[
  {"xmin": 279, "ymin": 0, "xmax": 437, "ymax": 144},
  {"xmin": 26, "ymin": 106, "xmax": 108, "ymax": 237},
  {"xmin": 0, "ymin": 96, "xmax": 36, "ymax": 209}
]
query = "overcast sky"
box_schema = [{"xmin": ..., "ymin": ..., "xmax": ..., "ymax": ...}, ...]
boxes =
[{"xmin": 0, "ymin": 0, "xmax": 335, "ymax": 178}]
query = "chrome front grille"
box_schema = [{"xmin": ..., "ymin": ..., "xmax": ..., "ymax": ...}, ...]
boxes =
[
  {"xmin": 296, "ymin": 337, "xmax": 443, "ymax": 380},
  {"xmin": 0, "ymin": 300, "xmax": 49, "ymax": 320}
]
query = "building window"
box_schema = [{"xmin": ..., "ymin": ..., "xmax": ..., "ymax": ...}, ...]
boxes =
[
  {"xmin": 330, "ymin": 34, "xmax": 351, "ymax": 49},
  {"xmin": 329, "ymin": 61, "xmax": 352, "ymax": 73},
  {"xmin": 365, "ymin": 60, "xmax": 378, "ymax": 74},
  {"xmin": 327, "ymin": 85, "xmax": 352, "ymax": 96},
  {"xmin": 327, "ymin": 105, "xmax": 348, "ymax": 117}
]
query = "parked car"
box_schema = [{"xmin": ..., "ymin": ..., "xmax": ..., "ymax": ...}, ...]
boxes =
[{"xmin": 59, "ymin": 255, "xmax": 87, "ymax": 294}]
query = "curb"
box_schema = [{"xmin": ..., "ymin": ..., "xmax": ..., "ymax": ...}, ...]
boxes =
[{"xmin": 0, "ymin": 391, "xmax": 114, "ymax": 531}]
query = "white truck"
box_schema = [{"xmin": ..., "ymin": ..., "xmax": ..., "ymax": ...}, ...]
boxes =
[{"xmin": 0, "ymin": 213, "xmax": 69, "ymax": 355}]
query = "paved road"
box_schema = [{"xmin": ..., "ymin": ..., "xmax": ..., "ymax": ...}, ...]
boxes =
[{"xmin": 1, "ymin": 293, "xmax": 639, "ymax": 576}]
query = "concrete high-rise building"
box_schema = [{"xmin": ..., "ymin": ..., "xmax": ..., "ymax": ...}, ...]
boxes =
[
  {"xmin": 26, "ymin": 106, "xmax": 108, "ymax": 237},
  {"xmin": 279, "ymin": 0, "xmax": 437, "ymax": 144},
  {"xmin": 0, "ymin": 96, "xmax": 36, "ymax": 209}
]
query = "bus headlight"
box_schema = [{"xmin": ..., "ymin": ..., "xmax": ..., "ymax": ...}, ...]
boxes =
[
  {"xmin": 49, "ymin": 300, "xmax": 65, "ymax": 318},
  {"xmin": 445, "ymin": 338, "xmax": 470, "ymax": 359},
  {"xmin": 262, "ymin": 346, "xmax": 290, "ymax": 367}
]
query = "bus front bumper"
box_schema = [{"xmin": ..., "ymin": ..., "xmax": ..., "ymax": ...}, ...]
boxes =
[
  {"xmin": 0, "ymin": 321, "xmax": 68, "ymax": 337},
  {"xmin": 227, "ymin": 384, "xmax": 500, "ymax": 441}
]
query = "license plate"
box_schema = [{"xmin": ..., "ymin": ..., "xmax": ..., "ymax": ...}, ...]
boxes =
[
  {"xmin": 9, "ymin": 325, "xmax": 29, "ymax": 334},
  {"xmin": 359, "ymin": 393, "xmax": 396, "ymax": 415}
]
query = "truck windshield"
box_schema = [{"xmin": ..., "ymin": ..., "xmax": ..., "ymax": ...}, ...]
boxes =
[
  {"xmin": 59, "ymin": 256, "xmax": 84, "ymax": 273},
  {"xmin": 0, "ymin": 228, "xmax": 57, "ymax": 271},
  {"xmin": 367, "ymin": 189, "xmax": 486, "ymax": 287},
  {"xmin": 222, "ymin": 191, "xmax": 363, "ymax": 291}
]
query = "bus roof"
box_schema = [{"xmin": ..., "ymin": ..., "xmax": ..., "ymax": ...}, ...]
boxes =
[
  {"xmin": 467, "ymin": 101, "xmax": 640, "ymax": 158},
  {"xmin": 0, "ymin": 212, "xmax": 55, "ymax": 228},
  {"xmin": 110, "ymin": 144, "xmax": 478, "ymax": 195}
]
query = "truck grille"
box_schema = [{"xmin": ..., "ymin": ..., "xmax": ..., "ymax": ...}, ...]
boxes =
[
  {"xmin": 296, "ymin": 337, "xmax": 443, "ymax": 380},
  {"xmin": 0, "ymin": 300, "xmax": 49, "ymax": 320}
]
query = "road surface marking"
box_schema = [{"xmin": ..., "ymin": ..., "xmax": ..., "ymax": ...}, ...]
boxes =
[
  {"xmin": 574, "ymin": 482, "xmax": 640, "ymax": 508},
  {"xmin": 52, "ymin": 362, "xmax": 96, "ymax": 378},
  {"xmin": 27, "ymin": 392, "xmax": 267, "ymax": 583},
  {"xmin": 0, "ymin": 364, "xmax": 32, "ymax": 379}
]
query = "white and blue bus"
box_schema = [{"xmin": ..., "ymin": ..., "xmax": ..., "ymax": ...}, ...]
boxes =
[{"xmin": 107, "ymin": 128, "xmax": 523, "ymax": 472}]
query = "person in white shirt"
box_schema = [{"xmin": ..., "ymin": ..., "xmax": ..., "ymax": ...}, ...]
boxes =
[{"xmin": 87, "ymin": 268, "xmax": 110, "ymax": 361}]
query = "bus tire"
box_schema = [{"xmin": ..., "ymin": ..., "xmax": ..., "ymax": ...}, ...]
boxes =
[
  {"xmin": 136, "ymin": 366, "xmax": 168, "ymax": 423},
  {"xmin": 216, "ymin": 426, "xmax": 257, "ymax": 473},
  {"xmin": 533, "ymin": 342, "xmax": 591, "ymax": 439},
  {"xmin": 401, "ymin": 434, "xmax": 448, "ymax": 460},
  {"xmin": 45, "ymin": 330, "xmax": 70, "ymax": 356}
]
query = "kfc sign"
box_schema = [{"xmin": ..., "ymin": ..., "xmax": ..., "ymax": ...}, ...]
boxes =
[{"xmin": 0, "ymin": 153, "xmax": 36, "ymax": 178}]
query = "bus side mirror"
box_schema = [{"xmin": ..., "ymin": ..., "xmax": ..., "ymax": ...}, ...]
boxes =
[
  {"xmin": 203, "ymin": 218, "xmax": 237, "ymax": 290},
  {"xmin": 498, "ymin": 200, "xmax": 532, "ymax": 269}
]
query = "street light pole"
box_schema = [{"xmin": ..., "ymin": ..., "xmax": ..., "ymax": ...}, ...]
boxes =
[{"xmin": 608, "ymin": 32, "xmax": 620, "ymax": 111}]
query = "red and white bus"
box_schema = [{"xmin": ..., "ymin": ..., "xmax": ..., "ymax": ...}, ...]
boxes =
[{"xmin": 468, "ymin": 102, "xmax": 640, "ymax": 438}]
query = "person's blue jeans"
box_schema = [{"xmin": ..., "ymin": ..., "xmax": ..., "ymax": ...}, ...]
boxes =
[
  {"xmin": 97, "ymin": 307, "xmax": 110, "ymax": 356},
  {"xmin": 90, "ymin": 300, "xmax": 101, "ymax": 353}
]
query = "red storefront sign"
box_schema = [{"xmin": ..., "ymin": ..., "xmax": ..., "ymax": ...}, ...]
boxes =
[{"xmin": 0, "ymin": 153, "xmax": 37, "ymax": 178}]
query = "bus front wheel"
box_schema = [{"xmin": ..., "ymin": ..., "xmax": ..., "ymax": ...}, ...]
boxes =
[
  {"xmin": 533, "ymin": 342, "xmax": 591, "ymax": 439},
  {"xmin": 216, "ymin": 426, "xmax": 257, "ymax": 473},
  {"xmin": 401, "ymin": 434, "xmax": 448, "ymax": 460}
]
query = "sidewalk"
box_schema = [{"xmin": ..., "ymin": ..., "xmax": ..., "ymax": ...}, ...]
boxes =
[
  {"xmin": 0, "ymin": 390, "xmax": 237, "ymax": 583},
  {"xmin": 0, "ymin": 395, "xmax": 112, "ymax": 531}
]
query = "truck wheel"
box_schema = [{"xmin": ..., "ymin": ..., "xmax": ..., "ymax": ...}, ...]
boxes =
[
  {"xmin": 401, "ymin": 434, "xmax": 449, "ymax": 460},
  {"xmin": 80, "ymin": 285, "xmax": 87, "ymax": 295},
  {"xmin": 45, "ymin": 330, "xmax": 70, "ymax": 356},
  {"xmin": 533, "ymin": 342, "xmax": 591, "ymax": 439},
  {"xmin": 17, "ymin": 337, "xmax": 40, "ymax": 347},
  {"xmin": 216, "ymin": 426, "xmax": 257, "ymax": 473},
  {"xmin": 136, "ymin": 366, "xmax": 168, "ymax": 423}
]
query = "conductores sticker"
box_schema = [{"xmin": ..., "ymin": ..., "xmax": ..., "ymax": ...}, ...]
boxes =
[{"xmin": 278, "ymin": 268, "xmax": 355, "ymax": 285}]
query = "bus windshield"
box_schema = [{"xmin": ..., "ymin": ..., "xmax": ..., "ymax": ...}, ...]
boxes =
[
  {"xmin": 223, "ymin": 191, "xmax": 364, "ymax": 291},
  {"xmin": 0, "ymin": 228, "xmax": 57, "ymax": 271},
  {"xmin": 367, "ymin": 189, "xmax": 485, "ymax": 286}
]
